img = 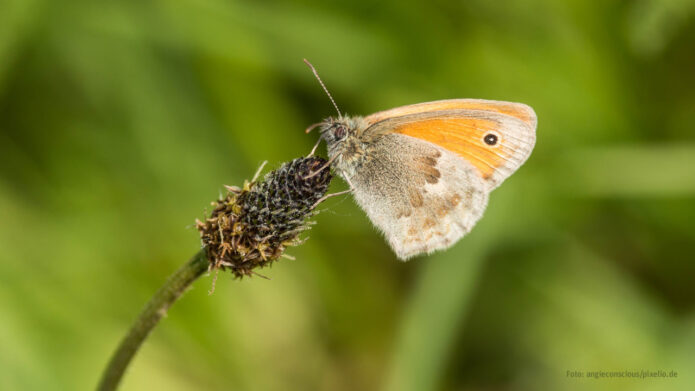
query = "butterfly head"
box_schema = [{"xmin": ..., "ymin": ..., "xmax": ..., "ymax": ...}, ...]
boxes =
[
  {"xmin": 313, "ymin": 116, "xmax": 368, "ymax": 176},
  {"xmin": 302, "ymin": 60, "xmax": 371, "ymax": 176},
  {"xmin": 319, "ymin": 117, "xmax": 350, "ymax": 147}
]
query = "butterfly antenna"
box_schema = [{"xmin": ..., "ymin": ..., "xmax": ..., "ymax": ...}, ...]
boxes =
[{"xmin": 303, "ymin": 59, "xmax": 341, "ymax": 117}]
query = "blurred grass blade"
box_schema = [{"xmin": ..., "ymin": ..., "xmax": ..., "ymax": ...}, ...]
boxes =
[
  {"xmin": 558, "ymin": 145, "xmax": 695, "ymax": 197},
  {"xmin": 626, "ymin": 0, "xmax": 695, "ymax": 56},
  {"xmin": 0, "ymin": 0, "xmax": 41, "ymax": 90},
  {"xmin": 383, "ymin": 236, "xmax": 489, "ymax": 391}
]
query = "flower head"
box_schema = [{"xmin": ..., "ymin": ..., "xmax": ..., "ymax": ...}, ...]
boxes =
[{"xmin": 196, "ymin": 157, "xmax": 332, "ymax": 278}]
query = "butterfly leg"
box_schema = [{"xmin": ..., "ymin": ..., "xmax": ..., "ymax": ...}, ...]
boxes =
[
  {"xmin": 310, "ymin": 170, "xmax": 354, "ymax": 209},
  {"xmin": 311, "ymin": 188, "xmax": 352, "ymax": 209},
  {"xmin": 340, "ymin": 172, "xmax": 357, "ymax": 192},
  {"xmin": 307, "ymin": 137, "xmax": 323, "ymax": 157},
  {"xmin": 304, "ymin": 154, "xmax": 338, "ymax": 180}
]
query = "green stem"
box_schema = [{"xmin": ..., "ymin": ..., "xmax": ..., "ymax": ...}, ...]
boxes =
[{"xmin": 97, "ymin": 250, "xmax": 209, "ymax": 391}]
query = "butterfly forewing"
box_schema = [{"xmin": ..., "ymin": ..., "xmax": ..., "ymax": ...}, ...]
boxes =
[
  {"xmin": 364, "ymin": 99, "xmax": 537, "ymax": 129},
  {"xmin": 363, "ymin": 100, "xmax": 536, "ymax": 190}
]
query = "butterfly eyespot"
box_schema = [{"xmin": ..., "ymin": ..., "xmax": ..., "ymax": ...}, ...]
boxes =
[{"xmin": 483, "ymin": 133, "xmax": 498, "ymax": 146}]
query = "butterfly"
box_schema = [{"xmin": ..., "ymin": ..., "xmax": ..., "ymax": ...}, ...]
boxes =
[{"xmin": 304, "ymin": 60, "xmax": 536, "ymax": 260}]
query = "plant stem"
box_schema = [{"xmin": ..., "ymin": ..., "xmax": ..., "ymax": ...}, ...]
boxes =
[{"xmin": 97, "ymin": 250, "xmax": 209, "ymax": 391}]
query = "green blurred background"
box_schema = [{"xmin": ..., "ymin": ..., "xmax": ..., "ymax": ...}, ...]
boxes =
[{"xmin": 2, "ymin": 0, "xmax": 695, "ymax": 390}]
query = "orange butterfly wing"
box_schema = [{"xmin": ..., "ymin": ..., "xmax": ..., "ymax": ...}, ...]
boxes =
[
  {"xmin": 364, "ymin": 99, "xmax": 536, "ymax": 189},
  {"xmin": 365, "ymin": 99, "xmax": 537, "ymax": 129}
]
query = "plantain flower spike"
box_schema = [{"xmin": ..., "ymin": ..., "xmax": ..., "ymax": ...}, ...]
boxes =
[{"xmin": 196, "ymin": 157, "xmax": 332, "ymax": 278}]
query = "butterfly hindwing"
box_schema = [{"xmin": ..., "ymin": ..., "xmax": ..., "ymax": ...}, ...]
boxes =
[{"xmin": 348, "ymin": 133, "xmax": 489, "ymax": 260}]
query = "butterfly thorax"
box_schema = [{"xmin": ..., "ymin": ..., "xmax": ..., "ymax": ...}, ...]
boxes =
[{"xmin": 321, "ymin": 115, "xmax": 374, "ymax": 179}]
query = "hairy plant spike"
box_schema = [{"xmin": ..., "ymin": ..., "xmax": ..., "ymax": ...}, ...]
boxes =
[{"xmin": 196, "ymin": 157, "xmax": 332, "ymax": 278}]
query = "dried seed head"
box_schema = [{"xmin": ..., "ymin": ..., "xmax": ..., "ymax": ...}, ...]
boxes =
[{"xmin": 196, "ymin": 157, "xmax": 332, "ymax": 278}]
